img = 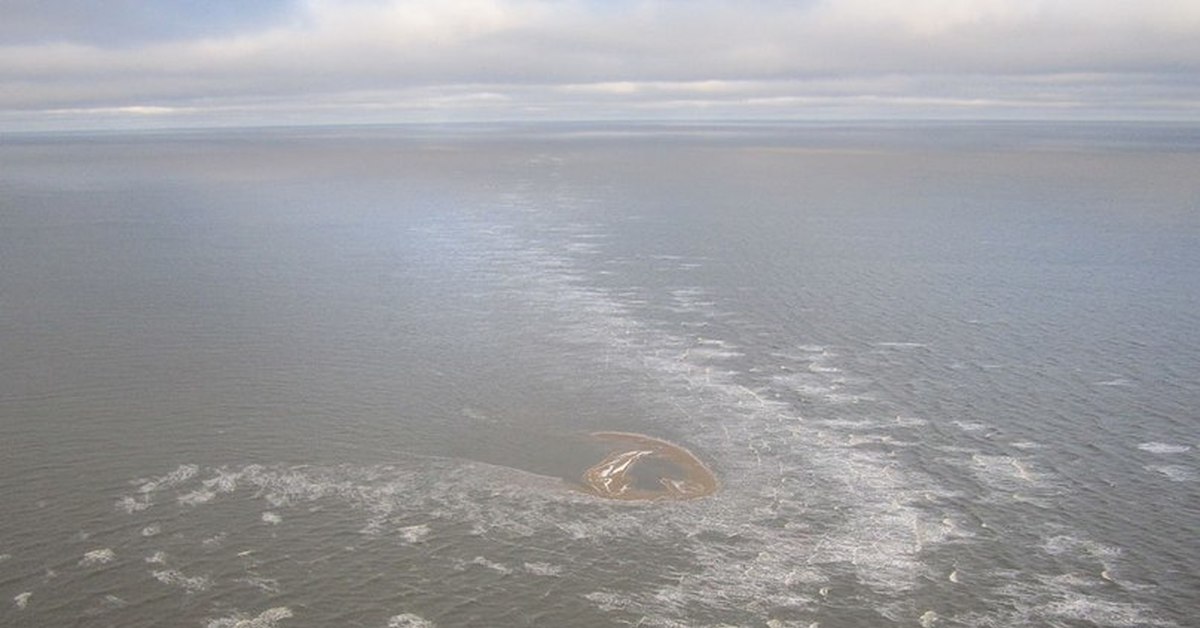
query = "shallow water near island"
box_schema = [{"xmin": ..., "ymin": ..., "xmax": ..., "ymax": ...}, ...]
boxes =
[{"xmin": 1, "ymin": 122, "xmax": 1199, "ymax": 627}]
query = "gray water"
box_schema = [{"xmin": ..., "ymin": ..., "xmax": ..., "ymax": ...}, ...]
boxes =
[{"xmin": 1, "ymin": 122, "xmax": 1197, "ymax": 627}]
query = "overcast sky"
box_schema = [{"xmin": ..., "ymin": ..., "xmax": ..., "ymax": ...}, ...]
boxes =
[{"xmin": 2, "ymin": 0, "xmax": 1199, "ymax": 130}]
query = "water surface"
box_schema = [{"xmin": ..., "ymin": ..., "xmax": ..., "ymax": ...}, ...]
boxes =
[{"xmin": 1, "ymin": 122, "xmax": 1198, "ymax": 627}]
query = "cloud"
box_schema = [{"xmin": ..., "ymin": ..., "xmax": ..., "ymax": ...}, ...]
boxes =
[
  {"xmin": 1, "ymin": 0, "xmax": 1199, "ymax": 129},
  {"xmin": 0, "ymin": 0, "xmax": 296, "ymax": 46}
]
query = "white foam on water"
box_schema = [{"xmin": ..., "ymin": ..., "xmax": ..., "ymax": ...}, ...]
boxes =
[
  {"xmin": 98, "ymin": 594, "xmax": 126, "ymax": 610},
  {"xmin": 1137, "ymin": 442, "xmax": 1192, "ymax": 454},
  {"xmin": 136, "ymin": 464, "xmax": 199, "ymax": 494},
  {"xmin": 261, "ymin": 511, "xmax": 282, "ymax": 525},
  {"xmin": 203, "ymin": 468, "xmax": 241, "ymax": 493},
  {"xmin": 955, "ymin": 567, "xmax": 1172, "ymax": 627},
  {"xmin": 437, "ymin": 215, "xmax": 982, "ymax": 622},
  {"xmin": 117, "ymin": 494, "xmax": 152, "ymax": 513},
  {"xmin": 206, "ymin": 607, "xmax": 293, "ymax": 628},
  {"xmin": 894, "ymin": 415, "xmax": 928, "ymax": 428},
  {"xmin": 523, "ymin": 561, "xmax": 563, "ymax": 576},
  {"xmin": 772, "ymin": 371, "xmax": 861, "ymax": 405},
  {"xmin": 0, "ymin": 553, "xmax": 11, "ymax": 562},
  {"xmin": 1040, "ymin": 598, "xmax": 1172, "ymax": 627},
  {"xmin": 141, "ymin": 523, "xmax": 162, "ymax": 536},
  {"xmin": 145, "ymin": 551, "xmax": 167, "ymax": 565},
  {"xmin": 80, "ymin": 548, "xmax": 115, "ymax": 566},
  {"xmin": 387, "ymin": 613, "xmax": 436, "ymax": 628},
  {"xmin": 1041, "ymin": 535, "xmax": 1126, "ymax": 584},
  {"xmin": 236, "ymin": 575, "xmax": 281, "ymax": 594},
  {"xmin": 1092, "ymin": 378, "xmax": 1136, "ymax": 387},
  {"xmin": 470, "ymin": 556, "xmax": 513, "ymax": 575},
  {"xmin": 814, "ymin": 418, "xmax": 877, "ymax": 429},
  {"xmin": 398, "ymin": 524, "xmax": 430, "ymax": 543},
  {"xmin": 972, "ymin": 454, "xmax": 1039, "ymax": 485},
  {"xmin": 1145, "ymin": 465, "xmax": 1196, "ymax": 482},
  {"xmin": 151, "ymin": 568, "xmax": 212, "ymax": 593},
  {"xmin": 501, "ymin": 206, "xmax": 1171, "ymax": 625},
  {"xmin": 178, "ymin": 488, "xmax": 216, "ymax": 506},
  {"xmin": 13, "ymin": 592, "xmax": 31, "ymax": 610},
  {"xmin": 87, "ymin": 194, "xmax": 1173, "ymax": 627}
]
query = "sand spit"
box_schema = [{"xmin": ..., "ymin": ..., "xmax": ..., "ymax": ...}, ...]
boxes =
[{"xmin": 580, "ymin": 432, "xmax": 717, "ymax": 500}]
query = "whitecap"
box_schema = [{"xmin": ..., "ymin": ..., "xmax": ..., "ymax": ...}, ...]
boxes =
[
  {"xmin": 470, "ymin": 556, "xmax": 512, "ymax": 574},
  {"xmin": 202, "ymin": 468, "xmax": 241, "ymax": 493},
  {"xmin": 117, "ymin": 494, "xmax": 152, "ymax": 513},
  {"xmin": 206, "ymin": 607, "xmax": 293, "ymax": 628},
  {"xmin": 13, "ymin": 592, "xmax": 31, "ymax": 610},
  {"xmin": 80, "ymin": 548, "xmax": 115, "ymax": 566},
  {"xmin": 1137, "ymin": 442, "xmax": 1191, "ymax": 454},
  {"xmin": 399, "ymin": 524, "xmax": 430, "ymax": 543},
  {"xmin": 178, "ymin": 488, "xmax": 216, "ymax": 506},
  {"xmin": 1146, "ymin": 465, "xmax": 1196, "ymax": 482},
  {"xmin": 98, "ymin": 594, "xmax": 126, "ymax": 610},
  {"xmin": 152, "ymin": 569, "xmax": 212, "ymax": 593},
  {"xmin": 136, "ymin": 464, "xmax": 199, "ymax": 494},
  {"xmin": 1041, "ymin": 597, "xmax": 1171, "ymax": 626},
  {"xmin": 261, "ymin": 511, "xmax": 282, "ymax": 525},
  {"xmin": 973, "ymin": 454, "xmax": 1037, "ymax": 486},
  {"xmin": 523, "ymin": 561, "xmax": 563, "ymax": 576},
  {"xmin": 388, "ymin": 613, "xmax": 436, "ymax": 628},
  {"xmin": 1042, "ymin": 535, "xmax": 1121, "ymax": 560},
  {"xmin": 237, "ymin": 575, "xmax": 281, "ymax": 594},
  {"xmin": 1092, "ymin": 378, "xmax": 1136, "ymax": 387}
]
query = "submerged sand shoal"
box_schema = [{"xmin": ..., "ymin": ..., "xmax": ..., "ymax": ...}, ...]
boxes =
[{"xmin": 580, "ymin": 432, "xmax": 717, "ymax": 501}]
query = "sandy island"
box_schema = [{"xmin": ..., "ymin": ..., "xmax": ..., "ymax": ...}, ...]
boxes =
[{"xmin": 579, "ymin": 432, "xmax": 717, "ymax": 501}]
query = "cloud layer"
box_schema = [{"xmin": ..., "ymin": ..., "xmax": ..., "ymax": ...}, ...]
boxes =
[{"xmin": 3, "ymin": 0, "xmax": 1199, "ymax": 129}]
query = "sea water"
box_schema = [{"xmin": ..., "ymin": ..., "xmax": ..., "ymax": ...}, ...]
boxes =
[{"xmin": 1, "ymin": 122, "xmax": 1197, "ymax": 626}]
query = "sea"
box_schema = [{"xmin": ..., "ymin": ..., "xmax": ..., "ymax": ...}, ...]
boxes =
[{"xmin": 1, "ymin": 122, "xmax": 1197, "ymax": 627}]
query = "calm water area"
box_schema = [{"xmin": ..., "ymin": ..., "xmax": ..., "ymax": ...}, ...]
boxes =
[{"xmin": 1, "ymin": 122, "xmax": 1198, "ymax": 626}]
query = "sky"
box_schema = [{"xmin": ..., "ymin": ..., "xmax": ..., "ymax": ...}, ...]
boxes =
[{"xmin": 2, "ymin": 0, "xmax": 1199, "ymax": 130}]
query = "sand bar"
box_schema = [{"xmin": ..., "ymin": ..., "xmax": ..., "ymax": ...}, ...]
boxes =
[{"xmin": 580, "ymin": 432, "xmax": 717, "ymax": 501}]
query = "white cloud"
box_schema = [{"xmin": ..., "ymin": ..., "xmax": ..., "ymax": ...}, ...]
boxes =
[{"xmin": 1, "ymin": 0, "xmax": 1198, "ymax": 128}]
